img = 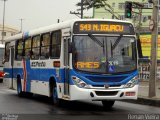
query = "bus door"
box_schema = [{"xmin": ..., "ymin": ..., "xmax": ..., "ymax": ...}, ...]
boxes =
[
  {"xmin": 63, "ymin": 37, "xmax": 70, "ymax": 96},
  {"xmin": 9, "ymin": 47, "xmax": 14, "ymax": 88}
]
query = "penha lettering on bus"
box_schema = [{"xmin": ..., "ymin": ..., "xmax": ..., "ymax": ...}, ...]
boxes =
[{"xmin": 31, "ymin": 61, "xmax": 46, "ymax": 67}]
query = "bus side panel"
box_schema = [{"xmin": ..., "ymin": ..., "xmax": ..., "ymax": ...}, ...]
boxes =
[{"xmin": 28, "ymin": 60, "xmax": 59, "ymax": 96}]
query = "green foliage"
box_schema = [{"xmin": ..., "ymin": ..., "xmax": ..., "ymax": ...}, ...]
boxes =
[{"xmin": 76, "ymin": 0, "xmax": 107, "ymax": 10}]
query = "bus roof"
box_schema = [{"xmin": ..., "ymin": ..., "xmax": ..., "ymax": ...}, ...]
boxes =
[{"xmin": 5, "ymin": 19, "xmax": 134, "ymax": 42}]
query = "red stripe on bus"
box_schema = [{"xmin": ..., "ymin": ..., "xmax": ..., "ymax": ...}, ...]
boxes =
[{"xmin": 23, "ymin": 59, "xmax": 27, "ymax": 91}]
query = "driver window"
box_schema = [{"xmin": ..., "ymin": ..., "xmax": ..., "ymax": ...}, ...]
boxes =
[{"xmin": 50, "ymin": 30, "xmax": 61, "ymax": 58}]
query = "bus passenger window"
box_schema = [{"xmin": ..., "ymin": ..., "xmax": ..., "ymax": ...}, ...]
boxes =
[
  {"xmin": 51, "ymin": 31, "xmax": 61, "ymax": 58},
  {"xmin": 5, "ymin": 42, "xmax": 10, "ymax": 62},
  {"xmin": 40, "ymin": 33, "xmax": 50, "ymax": 59},
  {"xmin": 24, "ymin": 37, "xmax": 31, "ymax": 59},
  {"xmin": 32, "ymin": 35, "xmax": 40, "ymax": 60},
  {"xmin": 15, "ymin": 40, "xmax": 23, "ymax": 60}
]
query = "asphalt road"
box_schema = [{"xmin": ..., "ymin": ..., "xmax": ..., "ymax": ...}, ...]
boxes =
[{"xmin": 0, "ymin": 83, "xmax": 160, "ymax": 120}]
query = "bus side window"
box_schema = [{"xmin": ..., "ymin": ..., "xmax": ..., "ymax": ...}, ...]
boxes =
[
  {"xmin": 15, "ymin": 39, "xmax": 23, "ymax": 60},
  {"xmin": 32, "ymin": 35, "xmax": 40, "ymax": 60},
  {"xmin": 4, "ymin": 42, "xmax": 10, "ymax": 62},
  {"xmin": 40, "ymin": 33, "xmax": 50, "ymax": 59},
  {"xmin": 24, "ymin": 37, "xmax": 31, "ymax": 59},
  {"xmin": 50, "ymin": 30, "xmax": 61, "ymax": 58}
]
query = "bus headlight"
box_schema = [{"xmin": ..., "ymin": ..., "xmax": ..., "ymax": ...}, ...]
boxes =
[
  {"xmin": 123, "ymin": 76, "xmax": 139, "ymax": 88},
  {"xmin": 72, "ymin": 76, "xmax": 90, "ymax": 88}
]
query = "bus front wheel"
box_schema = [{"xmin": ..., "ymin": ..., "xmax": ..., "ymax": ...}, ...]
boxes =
[
  {"xmin": 101, "ymin": 100, "xmax": 115, "ymax": 109},
  {"xmin": 53, "ymin": 86, "xmax": 58, "ymax": 104},
  {"xmin": 52, "ymin": 85, "xmax": 63, "ymax": 106}
]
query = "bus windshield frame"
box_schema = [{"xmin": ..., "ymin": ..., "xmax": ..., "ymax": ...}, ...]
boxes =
[{"xmin": 72, "ymin": 35, "xmax": 137, "ymax": 74}]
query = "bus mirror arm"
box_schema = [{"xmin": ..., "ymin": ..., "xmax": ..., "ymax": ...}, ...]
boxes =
[{"xmin": 69, "ymin": 42, "xmax": 73, "ymax": 53}]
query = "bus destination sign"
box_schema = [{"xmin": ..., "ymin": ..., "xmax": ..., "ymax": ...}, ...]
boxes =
[{"xmin": 73, "ymin": 21, "xmax": 135, "ymax": 35}]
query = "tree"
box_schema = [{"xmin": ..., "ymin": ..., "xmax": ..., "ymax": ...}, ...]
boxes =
[{"xmin": 76, "ymin": 0, "xmax": 106, "ymax": 10}]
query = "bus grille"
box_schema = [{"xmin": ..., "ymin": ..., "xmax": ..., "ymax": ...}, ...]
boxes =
[
  {"xmin": 95, "ymin": 91, "xmax": 118, "ymax": 96},
  {"xmin": 86, "ymin": 76, "xmax": 127, "ymax": 83},
  {"xmin": 92, "ymin": 85, "xmax": 121, "ymax": 87}
]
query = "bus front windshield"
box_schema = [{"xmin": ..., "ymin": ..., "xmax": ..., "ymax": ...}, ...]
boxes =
[{"xmin": 73, "ymin": 35, "xmax": 137, "ymax": 74}]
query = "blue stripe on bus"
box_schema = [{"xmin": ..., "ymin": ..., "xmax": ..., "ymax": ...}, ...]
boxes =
[
  {"xmin": 4, "ymin": 68, "xmax": 60, "ymax": 82},
  {"xmin": 4, "ymin": 67, "xmax": 138, "ymax": 87},
  {"xmin": 4, "ymin": 60, "xmax": 138, "ymax": 91}
]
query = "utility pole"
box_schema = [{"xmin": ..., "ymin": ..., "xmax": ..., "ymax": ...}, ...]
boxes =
[
  {"xmin": 81, "ymin": 0, "xmax": 83, "ymax": 19},
  {"xmin": 19, "ymin": 18, "xmax": 24, "ymax": 33},
  {"xmin": 70, "ymin": 0, "xmax": 84, "ymax": 18},
  {"xmin": 1, "ymin": 0, "xmax": 7, "ymax": 44},
  {"xmin": 149, "ymin": 0, "xmax": 159, "ymax": 98}
]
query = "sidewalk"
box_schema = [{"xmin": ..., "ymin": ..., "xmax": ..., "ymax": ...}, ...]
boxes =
[
  {"xmin": 139, "ymin": 80, "xmax": 160, "ymax": 98},
  {"xmin": 124, "ymin": 80, "xmax": 160, "ymax": 107}
]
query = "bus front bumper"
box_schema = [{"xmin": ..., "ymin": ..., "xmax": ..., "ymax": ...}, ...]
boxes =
[{"xmin": 69, "ymin": 85, "xmax": 139, "ymax": 101}]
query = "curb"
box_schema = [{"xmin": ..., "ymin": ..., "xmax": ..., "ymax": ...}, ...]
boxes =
[{"xmin": 122, "ymin": 97, "xmax": 160, "ymax": 107}]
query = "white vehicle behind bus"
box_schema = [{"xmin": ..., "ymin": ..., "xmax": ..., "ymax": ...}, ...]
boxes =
[{"xmin": 0, "ymin": 44, "xmax": 5, "ymax": 83}]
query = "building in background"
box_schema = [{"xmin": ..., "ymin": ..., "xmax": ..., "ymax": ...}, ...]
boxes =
[
  {"xmin": 93, "ymin": 0, "xmax": 157, "ymax": 30},
  {"xmin": 0, "ymin": 24, "xmax": 19, "ymax": 44},
  {"xmin": 93, "ymin": 0, "xmax": 160, "ymax": 59}
]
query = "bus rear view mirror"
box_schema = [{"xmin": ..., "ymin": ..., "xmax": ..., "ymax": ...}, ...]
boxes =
[
  {"xmin": 69, "ymin": 42, "xmax": 73, "ymax": 53},
  {"xmin": 136, "ymin": 34, "xmax": 143, "ymax": 58}
]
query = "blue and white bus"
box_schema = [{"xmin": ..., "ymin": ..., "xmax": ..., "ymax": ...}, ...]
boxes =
[{"xmin": 3, "ymin": 19, "xmax": 139, "ymax": 108}]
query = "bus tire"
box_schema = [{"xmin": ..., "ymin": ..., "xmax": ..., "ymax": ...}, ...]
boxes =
[
  {"xmin": 49, "ymin": 78, "xmax": 63, "ymax": 106},
  {"xmin": 52, "ymin": 85, "xmax": 62, "ymax": 106},
  {"xmin": 25, "ymin": 92, "xmax": 33, "ymax": 98},
  {"xmin": 0, "ymin": 79, "xmax": 3, "ymax": 83},
  {"xmin": 102, "ymin": 100, "xmax": 115, "ymax": 109},
  {"xmin": 17, "ymin": 76, "xmax": 24, "ymax": 97}
]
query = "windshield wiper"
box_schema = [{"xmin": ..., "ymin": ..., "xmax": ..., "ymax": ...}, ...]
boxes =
[
  {"xmin": 88, "ymin": 34, "xmax": 104, "ymax": 47},
  {"xmin": 111, "ymin": 34, "xmax": 123, "ymax": 50}
]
